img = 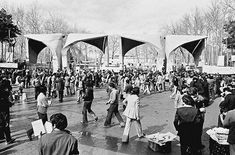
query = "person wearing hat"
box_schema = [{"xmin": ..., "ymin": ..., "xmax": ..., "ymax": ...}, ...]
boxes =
[{"xmin": 104, "ymin": 82, "xmax": 125, "ymax": 128}]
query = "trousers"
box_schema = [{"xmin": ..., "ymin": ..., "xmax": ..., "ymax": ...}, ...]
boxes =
[
  {"xmin": 0, "ymin": 110, "xmax": 12, "ymax": 142},
  {"xmin": 122, "ymin": 117, "xmax": 143, "ymax": 142},
  {"xmin": 104, "ymin": 104, "xmax": 124, "ymax": 126},
  {"xmin": 82, "ymin": 101, "xmax": 96, "ymax": 122}
]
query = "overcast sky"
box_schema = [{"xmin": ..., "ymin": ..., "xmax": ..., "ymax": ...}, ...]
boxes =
[{"xmin": 6, "ymin": 0, "xmax": 212, "ymax": 34}]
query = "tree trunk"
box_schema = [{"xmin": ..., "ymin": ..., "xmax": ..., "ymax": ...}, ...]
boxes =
[{"xmin": 1, "ymin": 41, "xmax": 3, "ymax": 61}]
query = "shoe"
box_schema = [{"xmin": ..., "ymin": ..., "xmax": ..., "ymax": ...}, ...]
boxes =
[
  {"xmin": 27, "ymin": 132, "xmax": 32, "ymax": 141},
  {"xmin": 103, "ymin": 125, "xmax": 111, "ymax": 128},
  {"xmin": 80, "ymin": 121, "xmax": 88, "ymax": 124},
  {"xmin": 138, "ymin": 133, "xmax": 146, "ymax": 139},
  {"xmin": 5, "ymin": 138, "xmax": 15, "ymax": 145},
  {"xmin": 119, "ymin": 122, "xmax": 125, "ymax": 128},
  {"xmin": 95, "ymin": 117, "xmax": 98, "ymax": 122}
]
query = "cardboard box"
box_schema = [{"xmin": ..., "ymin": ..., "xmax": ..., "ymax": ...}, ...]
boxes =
[{"xmin": 148, "ymin": 141, "xmax": 171, "ymax": 153}]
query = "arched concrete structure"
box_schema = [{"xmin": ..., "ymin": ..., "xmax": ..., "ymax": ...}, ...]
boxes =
[
  {"xmin": 164, "ymin": 35, "xmax": 207, "ymax": 72},
  {"xmin": 25, "ymin": 33, "xmax": 163, "ymax": 71},
  {"xmin": 118, "ymin": 34, "xmax": 163, "ymax": 68},
  {"xmin": 62, "ymin": 33, "xmax": 108, "ymax": 69},
  {"xmin": 25, "ymin": 33, "xmax": 65, "ymax": 71},
  {"xmin": 63, "ymin": 33, "xmax": 163, "ymax": 70}
]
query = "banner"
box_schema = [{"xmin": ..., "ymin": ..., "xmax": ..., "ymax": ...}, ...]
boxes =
[
  {"xmin": 203, "ymin": 65, "xmax": 235, "ymax": 74},
  {"xmin": 231, "ymin": 55, "xmax": 235, "ymax": 62},
  {"xmin": 0, "ymin": 63, "xmax": 18, "ymax": 68},
  {"xmin": 217, "ymin": 56, "xmax": 225, "ymax": 66}
]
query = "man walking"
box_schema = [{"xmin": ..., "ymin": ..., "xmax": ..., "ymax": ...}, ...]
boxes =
[
  {"xmin": 81, "ymin": 81, "xmax": 98, "ymax": 124},
  {"xmin": 56, "ymin": 74, "xmax": 64, "ymax": 102},
  {"xmin": 104, "ymin": 82, "xmax": 125, "ymax": 128}
]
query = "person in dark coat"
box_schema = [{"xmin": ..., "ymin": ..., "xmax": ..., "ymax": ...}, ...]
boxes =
[
  {"xmin": 56, "ymin": 74, "xmax": 64, "ymax": 102},
  {"xmin": 190, "ymin": 77, "xmax": 204, "ymax": 96},
  {"xmin": 0, "ymin": 78, "xmax": 15, "ymax": 145},
  {"xmin": 33, "ymin": 74, "xmax": 41, "ymax": 100},
  {"xmin": 215, "ymin": 74, "xmax": 222, "ymax": 96},
  {"xmin": 174, "ymin": 95, "xmax": 202, "ymax": 155},
  {"xmin": 220, "ymin": 87, "xmax": 235, "ymax": 113},
  {"xmin": 188, "ymin": 87, "xmax": 206, "ymax": 150},
  {"xmin": 81, "ymin": 81, "xmax": 98, "ymax": 124},
  {"xmin": 201, "ymin": 75, "xmax": 210, "ymax": 106}
]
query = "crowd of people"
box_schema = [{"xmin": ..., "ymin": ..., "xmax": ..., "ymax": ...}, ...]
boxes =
[
  {"xmin": 171, "ymin": 72, "xmax": 235, "ymax": 154},
  {"xmin": 1, "ymin": 67, "xmax": 235, "ymax": 154}
]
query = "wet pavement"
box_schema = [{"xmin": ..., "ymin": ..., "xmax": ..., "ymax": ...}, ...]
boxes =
[{"xmin": 0, "ymin": 87, "xmax": 220, "ymax": 155}]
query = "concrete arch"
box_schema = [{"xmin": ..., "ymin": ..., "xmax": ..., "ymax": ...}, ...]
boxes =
[
  {"xmin": 118, "ymin": 34, "xmax": 163, "ymax": 68},
  {"xmin": 25, "ymin": 33, "xmax": 65, "ymax": 71},
  {"xmin": 62, "ymin": 33, "xmax": 108, "ymax": 69},
  {"xmin": 164, "ymin": 35, "xmax": 207, "ymax": 72},
  {"xmin": 25, "ymin": 33, "xmax": 163, "ymax": 71}
]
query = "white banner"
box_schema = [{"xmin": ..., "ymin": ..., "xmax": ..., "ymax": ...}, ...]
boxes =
[
  {"xmin": 203, "ymin": 65, "xmax": 235, "ymax": 74},
  {"xmin": 231, "ymin": 55, "xmax": 235, "ymax": 62},
  {"xmin": 0, "ymin": 63, "xmax": 18, "ymax": 68},
  {"xmin": 217, "ymin": 56, "xmax": 225, "ymax": 66}
]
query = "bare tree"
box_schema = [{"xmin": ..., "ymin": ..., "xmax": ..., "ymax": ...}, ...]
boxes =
[
  {"xmin": 223, "ymin": 0, "xmax": 235, "ymax": 11},
  {"xmin": 25, "ymin": 3, "xmax": 43, "ymax": 34},
  {"xmin": 43, "ymin": 12, "xmax": 69, "ymax": 33},
  {"xmin": 109, "ymin": 36, "xmax": 119, "ymax": 59},
  {"xmin": 160, "ymin": 0, "xmax": 235, "ymax": 66},
  {"xmin": 10, "ymin": 6, "xmax": 27, "ymax": 61}
]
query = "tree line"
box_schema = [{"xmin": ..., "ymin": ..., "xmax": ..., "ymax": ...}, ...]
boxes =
[
  {"xmin": 0, "ymin": 1, "xmax": 87, "ymax": 63},
  {"xmin": 161, "ymin": 0, "xmax": 235, "ymax": 66}
]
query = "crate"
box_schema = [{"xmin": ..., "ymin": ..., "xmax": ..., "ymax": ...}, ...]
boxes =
[{"xmin": 148, "ymin": 141, "xmax": 171, "ymax": 153}]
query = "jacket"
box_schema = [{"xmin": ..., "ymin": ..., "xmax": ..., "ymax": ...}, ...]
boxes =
[
  {"xmin": 83, "ymin": 87, "xmax": 94, "ymax": 101},
  {"xmin": 123, "ymin": 94, "xmax": 140, "ymax": 120},
  {"xmin": 223, "ymin": 109, "xmax": 235, "ymax": 144},
  {"xmin": 56, "ymin": 77, "xmax": 64, "ymax": 91},
  {"xmin": 39, "ymin": 130, "xmax": 79, "ymax": 155},
  {"xmin": 174, "ymin": 106, "xmax": 201, "ymax": 134}
]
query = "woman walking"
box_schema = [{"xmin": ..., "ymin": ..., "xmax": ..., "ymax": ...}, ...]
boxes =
[{"xmin": 122, "ymin": 87, "xmax": 145, "ymax": 143}]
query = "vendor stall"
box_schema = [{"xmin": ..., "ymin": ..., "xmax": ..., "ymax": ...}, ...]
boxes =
[{"xmin": 207, "ymin": 127, "xmax": 230, "ymax": 155}]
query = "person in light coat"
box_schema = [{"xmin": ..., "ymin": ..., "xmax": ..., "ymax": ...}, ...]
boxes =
[{"xmin": 122, "ymin": 87, "xmax": 145, "ymax": 143}]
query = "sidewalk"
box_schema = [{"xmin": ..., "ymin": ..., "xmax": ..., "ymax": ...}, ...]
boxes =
[{"xmin": 0, "ymin": 88, "xmax": 219, "ymax": 154}]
